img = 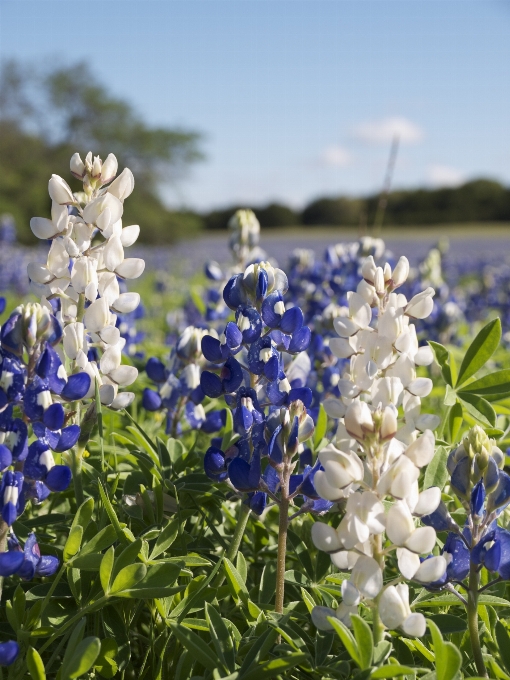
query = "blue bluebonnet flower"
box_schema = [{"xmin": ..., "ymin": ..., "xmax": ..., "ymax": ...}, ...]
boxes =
[
  {"xmin": 0, "ymin": 533, "xmax": 59, "ymax": 579},
  {"xmin": 143, "ymin": 326, "xmax": 210, "ymax": 436},
  {"xmin": 0, "ymin": 640, "xmax": 19, "ymax": 666},
  {"xmin": 197, "ymin": 260, "xmax": 324, "ymax": 518},
  {"xmin": 421, "ymin": 426, "xmax": 510, "ymax": 590}
]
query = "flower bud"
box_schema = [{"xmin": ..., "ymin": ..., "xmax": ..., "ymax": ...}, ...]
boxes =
[
  {"xmin": 391, "ymin": 256, "xmax": 410, "ymax": 288},
  {"xmin": 361, "ymin": 256, "xmax": 376, "ymax": 283},
  {"xmin": 70, "ymin": 153, "xmax": 85, "ymax": 179},
  {"xmin": 101, "ymin": 153, "xmax": 118, "ymax": 183}
]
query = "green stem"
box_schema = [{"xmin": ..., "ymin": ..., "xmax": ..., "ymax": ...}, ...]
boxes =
[
  {"xmin": 372, "ymin": 533, "xmax": 385, "ymax": 645},
  {"xmin": 0, "ymin": 520, "xmax": 8, "ymax": 602},
  {"xmin": 467, "ymin": 563, "xmax": 488, "ymax": 678},
  {"xmin": 76, "ymin": 293, "xmax": 86, "ymax": 323},
  {"xmin": 225, "ymin": 503, "xmax": 251, "ymax": 563},
  {"xmin": 275, "ymin": 462, "xmax": 290, "ymax": 615},
  {"xmin": 213, "ymin": 502, "xmax": 251, "ymax": 588},
  {"xmin": 38, "ymin": 563, "xmax": 66, "ymax": 619}
]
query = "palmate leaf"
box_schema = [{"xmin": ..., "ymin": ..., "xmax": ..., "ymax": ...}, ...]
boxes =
[{"xmin": 456, "ymin": 318, "xmax": 501, "ymax": 387}]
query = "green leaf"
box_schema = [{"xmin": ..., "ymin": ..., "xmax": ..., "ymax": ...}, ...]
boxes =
[
  {"xmin": 150, "ymin": 519, "xmax": 180, "ymax": 559},
  {"xmin": 373, "ymin": 640, "xmax": 392, "ymax": 666},
  {"xmin": 448, "ymin": 402, "xmax": 463, "ymax": 443},
  {"xmin": 287, "ymin": 530, "xmax": 314, "ymax": 580},
  {"xmin": 61, "ymin": 637, "xmax": 101, "ymax": 680},
  {"xmin": 112, "ymin": 539, "xmax": 143, "ymax": 583},
  {"xmin": 370, "ymin": 666, "xmax": 415, "ymax": 679},
  {"xmin": 169, "ymin": 557, "xmax": 224, "ymax": 621},
  {"xmin": 416, "ymin": 593, "xmax": 510, "ymax": 607},
  {"xmin": 221, "ymin": 408, "xmax": 235, "ymax": 450},
  {"xmin": 429, "ymin": 341, "xmax": 450, "ymax": 368},
  {"xmin": 351, "ymin": 614, "xmax": 373, "ymax": 669},
  {"xmin": 259, "ymin": 563, "xmax": 276, "ymax": 604},
  {"xmin": 239, "ymin": 653, "xmax": 306, "ymax": 680},
  {"xmin": 496, "ymin": 621, "xmax": 510, "ymax": 675},
  {"xmin": 458, "ymin": 392, "xmax": 497, "ymax": 427},
  {"xmin": 314, "ymin": 404, "xmax": 327, "ymax": 448},
  {"xmin": 205, "ymin": 603, "xmax": 236, "ymax": 673},
  {"xmin": 63, "ymin": 525, "xmax": 84, "ymax": 562},
  {"xmin": 167, "ymin": 438, "xmax": 186, "ymax": 464},
  {"xmin": 120, "ymin": 562, "xmax": 181, "ymax": 598},
  {"xmin": 110, "ymin": 563, "xmax": 147, "ymax": 594},
  {"xmin": 168, "ymin": 622, "xmax": 218, "ymax": 671},
  {"xmin": 73, "ymin": 525, "xmax": 118, "ymax": 559},
  {"xmin": 98, "ymin": 482, "xmax": 129, "ymax": 544},
  {"xmin": 423, "ymin": 446, "xmax": 449, "ymax": 490},
  {"xmin": 456, "ymin": 318, "xmax": 501, "ymax": 387},
  {"xmin": 102, "ymin": 607, "xmax": 130, "ymax": 671},
  {"xmin": 444, "ymin": 384, "xmax": 457, "ymax": 406},
  {"xmin": 238, "ymin": 627, "xmax": 279, "ymax": 675},
  {"xmin": 27, "ymin": 647, "xmax": 46, "ymax": 680},
  {"xmin": 100, "ymin": 547, "xmax": 115, "ymax": 595},
  {"xmin": 429, "ymin": 613, "xmax": 467, "ymax": 634},
  {"xmin": 328, "ymin": 616, "xmax": 360, "ymax": 667},
  {"xmin": 223, "ymin": 557, "xmax": 249, "ymax": 599},
  {"xmin": 428, "ymin": 619, "xmax": 462, "ymax": 680},
  {"xmin": 459, "ymin": 369, "xmax": 510, "ymax": 397},
  {"xmin": 94, "ymin": 638, "xmax": 118, "ymax": 679}
]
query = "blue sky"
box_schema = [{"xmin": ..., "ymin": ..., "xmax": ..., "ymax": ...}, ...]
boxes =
[{"xmin": 2, "ymin": 0, "xmax": 510, "ymax": 210}]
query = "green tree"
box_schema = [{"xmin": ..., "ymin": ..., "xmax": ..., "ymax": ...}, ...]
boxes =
[{"xmin": 0, "ymin": 60, "xmax": 204, "ymax": 243}]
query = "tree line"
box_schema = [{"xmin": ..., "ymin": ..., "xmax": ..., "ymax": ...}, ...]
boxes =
[
  {"xmin": 1, "ymin": 60, "xmax": 509, "ymax": 244},
  {"xmin": 203, "ymin": 179, "xmax": 510, "ymax": 231}
]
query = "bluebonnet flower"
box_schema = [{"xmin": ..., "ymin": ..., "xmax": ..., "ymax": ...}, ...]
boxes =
[
  {"xmin": 0, "ymin": 532, "xmax": 59, "ymax": 579},
  {"xmin": 198, "ymin": 260, "xmax": 324, "ymax": 518},
  {"xmin": 0, "ymin": 640, "xmax": 19, "ymax": 666},
  {"xmin": 421, "ymin": 426, "xmax": 510, "ymax": 590},
  {"xmin": 143, "ymin": 326, "xmax": 210, "ymax": 436}
]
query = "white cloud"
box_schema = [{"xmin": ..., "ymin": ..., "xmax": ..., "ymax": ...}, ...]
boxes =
[
  {"xmin": 353, "ymin": 116, "xmax": 424, "ymax": 144},
  {"xmin": 320, "ymin": 145, "xmax": 352, "ymax": 167},
  {"xmin": 426, "ymin": 164, "xmax": 465, "ymax": 187}
]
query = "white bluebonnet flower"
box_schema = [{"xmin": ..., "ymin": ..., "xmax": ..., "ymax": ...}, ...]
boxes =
[
  {"xmin": 28, "ymin": 152, "xmax": 144, "ymax": 409},
  {"xmin": 310, "ymin": 254, "xmax": 445, "ymax": 634}
]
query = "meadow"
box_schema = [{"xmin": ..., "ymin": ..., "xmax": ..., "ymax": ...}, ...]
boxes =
[{"xmin": 0, "ymin": 155, "xmax": 509, "ymax": 680}]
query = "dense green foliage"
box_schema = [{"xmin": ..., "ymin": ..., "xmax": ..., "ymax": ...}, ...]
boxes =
[{"xmin": 204, "ymin": 180, "xmax": 510, "ymax": 230}]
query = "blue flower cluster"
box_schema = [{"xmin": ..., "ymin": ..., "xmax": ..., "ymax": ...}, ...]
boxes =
[
  {"xmin": 142, "ymin": 326, "xmax": 210, "ymax": 436},
  {"xmin": 0, "ymin": 304, "xmax": 91, "ymax": 524},
  {"xmin": 198, "ymin": 261, "xmax": 331, "ymax": 516},
  {"xmin": 422, "ymin": 426, "xmax": 510, "ymax": 590}
]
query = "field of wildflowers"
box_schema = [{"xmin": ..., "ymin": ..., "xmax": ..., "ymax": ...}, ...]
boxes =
[{"xmin": 0, "ymin": 153, "xmax": 508, "ymax": 679}]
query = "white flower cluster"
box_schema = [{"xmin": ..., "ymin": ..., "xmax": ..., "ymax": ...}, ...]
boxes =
[
  {"xmin": 311, "ymin": 255, "xmax": 445, "ymax": 637},
  {"xmin": 228, "ymin": 209, "xmax": 266, "ymax": 267},
  {"xmin": 28, "ymin": 152, "xmax": 145, "ymax": 409}
]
